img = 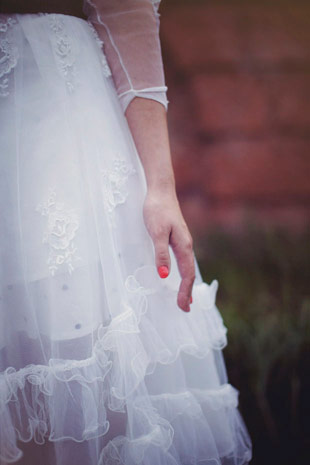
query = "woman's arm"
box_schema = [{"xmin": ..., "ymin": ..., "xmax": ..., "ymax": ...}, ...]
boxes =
[
  {"xmin": 83, "ymin": 0, "xmax": 195, "ymax": 311},
  {"xmin": 125, "ymin": 97, "xmax": 195, "ymax": 313}
]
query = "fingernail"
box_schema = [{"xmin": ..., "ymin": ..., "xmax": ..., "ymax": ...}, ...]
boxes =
[
  {"xmin": 158, "ymin": 265, "xmax": 169, "ymax": 278},
  {"xmin": 190, "ymin": 296, "xmax": 193, "ymax": 304}
]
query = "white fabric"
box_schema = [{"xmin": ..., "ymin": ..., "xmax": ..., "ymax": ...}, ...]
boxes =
[
  {"xmin": 0, "ymin": 12, "xmax": 252, "ymax": 465},
  {"xmin": 83, "ymin": 0, "xmax": 169, "ymax": 112}
]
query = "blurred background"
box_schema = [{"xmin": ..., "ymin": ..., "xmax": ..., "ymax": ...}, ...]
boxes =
[{"xmin": 160, "ymin": 0, "xmax": 310, "ymax": 464}]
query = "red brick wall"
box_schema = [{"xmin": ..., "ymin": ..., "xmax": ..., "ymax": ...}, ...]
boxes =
[{"xmin": 160, "ymin": 0, "xmax": 310, "ymax": 235}]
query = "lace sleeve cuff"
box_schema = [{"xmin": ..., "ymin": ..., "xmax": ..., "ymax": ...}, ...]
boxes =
[{"xmin": 119, "ymin": 87, "xmax": 169, "ymax": 113}]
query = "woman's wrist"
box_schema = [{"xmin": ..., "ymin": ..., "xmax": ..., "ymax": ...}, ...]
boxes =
[{"xmin": 146, "ymin": 172, "xmax": 176, "ymax": 194}]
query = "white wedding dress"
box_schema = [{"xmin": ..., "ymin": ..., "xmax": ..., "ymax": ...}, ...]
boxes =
[{"xmin": 0, "ymin": 1, "xmax": 253, "ymax": 464}]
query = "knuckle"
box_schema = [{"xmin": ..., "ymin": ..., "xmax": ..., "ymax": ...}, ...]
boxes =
[
  {"xmin": 184, "ymin": 237, "xmax": 193, "ymax": 251},
  {"xmin": 157, "ymin": 250, "xmax": 169, "ymax": 262},
  {"xmin": 152, "ymin": 230, "xmax": 162, "ymax": 242},
  {"xmin": 152, "ymin": 224, "xmax": 168, "ymax": 241}
]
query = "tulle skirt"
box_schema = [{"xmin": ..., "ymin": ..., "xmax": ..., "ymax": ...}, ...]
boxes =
[{"xmin": 0, "ymin": 12, "xmax": 252, "ymax": 465}]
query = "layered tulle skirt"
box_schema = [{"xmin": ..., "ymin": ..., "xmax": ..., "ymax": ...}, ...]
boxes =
[{"xmin": 0, "ymin": 12, "xmax": 252, "ymax": 465}]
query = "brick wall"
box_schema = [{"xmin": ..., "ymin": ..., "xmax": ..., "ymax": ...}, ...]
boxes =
[{"xmin": 160, "ymin": 0, "xmax": 310, "ymax": 235}]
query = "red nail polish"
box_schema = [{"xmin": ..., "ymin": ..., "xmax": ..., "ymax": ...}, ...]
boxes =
[{"xmin": 158, "ymin": 265, "xmax": 169, "ymax": 278}]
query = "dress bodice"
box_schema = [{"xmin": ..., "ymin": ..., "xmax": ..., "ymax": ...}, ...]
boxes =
[{"xmin": 0, "ymin": 0, "xmax": 86, "ymax": 17}]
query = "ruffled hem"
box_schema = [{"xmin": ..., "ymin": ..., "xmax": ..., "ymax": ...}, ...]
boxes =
[
  {"xmin": 98, "ymin": 386, "xmax": 252, "ymax": 465},
  {"xmin": 1, "ymin": 370, "xmax": 251, "ymax": 465},
  {"xmin": 0, "ymin": 275, "xmax": 253, "ymax": 464}
]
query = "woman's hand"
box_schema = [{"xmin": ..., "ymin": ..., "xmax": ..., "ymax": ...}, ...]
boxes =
[{"xmin": 143, "ymin": 186, "xmax": 195, "ymax": 312}]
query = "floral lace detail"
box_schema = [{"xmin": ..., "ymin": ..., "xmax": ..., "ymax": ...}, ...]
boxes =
[
  {"xmin": 100, "ymin": 155, "xmax": 136, "ymax": 224},
  {"xmin": 35, "ymin": 187, "xmax": 81, "ymax": 276},
  {"xmin": 0, "ymin": 16, "xmax": 19, "ymax": 97},
  {"xmin": 48, "ymin": 14, "xmax": 78, "ymax": 93},
  {"xmin": 87, "ymin": 21, "xmax": 112, "ymax": 78}
]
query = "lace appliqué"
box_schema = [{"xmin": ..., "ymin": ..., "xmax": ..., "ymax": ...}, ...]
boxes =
[
  {"xmin": 100, "ymin": 155, "xmax": 136, "ymax": 225},
  {"xmin": 36, "ymin": 187, "xmax": 81, "ymax": 276},
  {"xmin": 87, "ymin": 21, "xmax": 112, "ymax": 78},
  {"xmin": 0, "ymin": 16, "xmax": 19, "ymax": 97},
  {"xmin": 48, "ymin": 14, "xmax": 78, "ymax": 93}
]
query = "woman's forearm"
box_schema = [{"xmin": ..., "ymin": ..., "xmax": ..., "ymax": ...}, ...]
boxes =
[{"xmin": 125, "ymin": 97, "xmax": 176, "ymax": 193}]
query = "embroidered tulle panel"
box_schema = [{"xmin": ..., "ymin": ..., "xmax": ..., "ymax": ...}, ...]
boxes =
[{"xmin": 0, "ymin": 16, "xmax": 19, "ymax": 97}]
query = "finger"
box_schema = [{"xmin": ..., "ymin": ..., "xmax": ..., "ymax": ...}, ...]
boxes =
[
  {"xmin": 150, "ymin": 225, "xmax": 171, "ymax": 278},
  {"xmin": 177, "ymin": 274, "xmax": 195, "ymax": 312},
  {"xmin": 170, "ymin": 226, "xmax": 195, "ymax": 312}
]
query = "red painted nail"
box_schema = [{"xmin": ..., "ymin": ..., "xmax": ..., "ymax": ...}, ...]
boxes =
[{"xmin": 158, "ymin": 265, "xmax": 169, "ymax": 278}]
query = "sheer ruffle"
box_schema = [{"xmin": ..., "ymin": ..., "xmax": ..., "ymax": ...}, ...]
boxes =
[
  {"xmin": 1, "ymin": 271, "xmax": 251, "ymax": 464},
  {"xmin": 1, "ymin": 279, "xmax": 249, "ymax": 464}
]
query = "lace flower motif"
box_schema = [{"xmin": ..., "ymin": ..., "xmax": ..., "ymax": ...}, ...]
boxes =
[
  {"xmin": 0, "ymin": 16, "xmax": 19, "ymax": 98},
  {"xmin": 87, "ymin": 21, "xmax": 112, "ymax": 78},
  {"xmin": 48, "ymin": 14, "xmax": 78, "ymax": 93},
  {"xmin": 100, "ymin": 155, "xmax": 136, "ymax": 224},
  {"xmin": 36, "ymin": 187, "xmax": 81, "ymax": 276}
]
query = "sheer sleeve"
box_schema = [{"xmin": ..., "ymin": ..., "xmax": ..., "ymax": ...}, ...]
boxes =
[{"xmin": 83, "ymin": 0, "xmax": 169, "ymax": 113}]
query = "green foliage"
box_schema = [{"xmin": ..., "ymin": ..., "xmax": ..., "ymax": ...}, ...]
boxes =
[{"xmin": 196, "ymin": 225, "xmax": 310, "ymax": 464}]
